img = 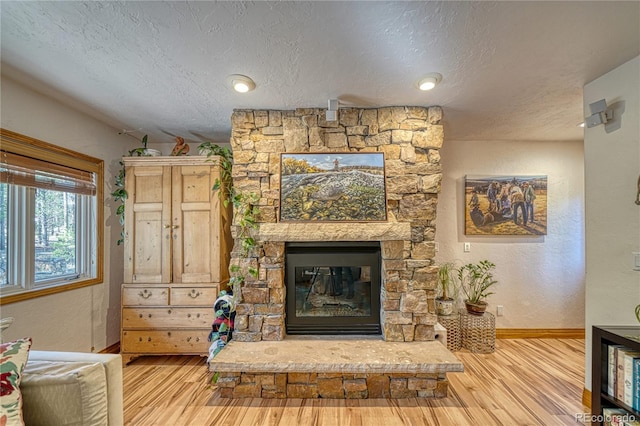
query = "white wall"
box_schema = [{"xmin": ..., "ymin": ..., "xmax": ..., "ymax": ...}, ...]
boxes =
[
  {"xmin": 584, "ymin": 56, "xmax": 640, "ymax": 390},
  {"xmin": 0, "ymin": 75, "xmax": 130, "ymax": 352},
  {"xmin": 435, "ymin": 139, "xmax": 585, "ymax": 329}
]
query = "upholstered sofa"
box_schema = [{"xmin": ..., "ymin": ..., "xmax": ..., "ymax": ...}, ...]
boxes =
[{"xmin": 21, "ymin": 350, "xmax": 124, "ymax": 426}]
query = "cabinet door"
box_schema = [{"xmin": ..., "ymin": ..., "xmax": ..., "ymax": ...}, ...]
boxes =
[
  {"xmin": 124, "ymin": 166, "xmax": 172, "ymax": 283},
  {"xmin": 172, "ymin": 164, "xmax": 222, "ymax": 283}
]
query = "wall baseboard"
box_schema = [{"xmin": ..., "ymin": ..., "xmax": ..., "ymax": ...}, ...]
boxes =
[
  {"xmin": 582, "ymin": 388, "xmax": 591, "ymax": 409},
  {"xmin": 496, "ymin": 328, "xmax": 585, "ymax": 339},
  {"xmin": 99, "ymin": 342, "xmax": 120, "ymax": 354}
]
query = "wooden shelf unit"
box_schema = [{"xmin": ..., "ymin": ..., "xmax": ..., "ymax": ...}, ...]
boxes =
[{"xmin": 591, "ymin": 325, "xmax": 640, "ymax": 425}]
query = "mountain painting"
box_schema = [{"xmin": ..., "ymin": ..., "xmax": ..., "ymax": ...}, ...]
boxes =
[{"xmin": 280, "ymin": 153, "xmax": 387, "ymax": 222}]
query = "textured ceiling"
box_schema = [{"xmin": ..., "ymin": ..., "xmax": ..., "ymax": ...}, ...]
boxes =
[{"xmin": 1, "ymin": 1, "xmax": 639, "ymax": 146}]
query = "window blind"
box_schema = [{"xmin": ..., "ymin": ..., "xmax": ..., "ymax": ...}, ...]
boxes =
[{"xmin": 0, "ymin": 150, "xmax": 96, "ymax": 196}]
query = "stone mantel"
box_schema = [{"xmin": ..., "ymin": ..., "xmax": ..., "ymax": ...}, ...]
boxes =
[{"xmin": 257, "ymin": 222, "xmax": 411, "ymax": 242}]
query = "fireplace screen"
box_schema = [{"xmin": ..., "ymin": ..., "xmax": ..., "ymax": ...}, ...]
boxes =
[{"xmin": 285, "ymin": 242, "xmax": 381, "ymax": 335}]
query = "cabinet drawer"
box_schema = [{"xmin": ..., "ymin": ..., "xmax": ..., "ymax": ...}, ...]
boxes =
[
  {"xmin": 170, "ymin": 286, "xmax": 218, "ymax": 306},
  {"xmin": 122, "ymin": 286, "xmax": 169, "ymax": 306},
  {"xmin": 122, "ymin": 307, "xmax": 215, "ymax": 328},
  {"xmin": 121, "ymin": 329, "xmax": 210, "ymax": 354}
]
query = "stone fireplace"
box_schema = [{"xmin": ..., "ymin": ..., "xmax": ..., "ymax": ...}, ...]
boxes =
[{"xmin": 229, "ymin": 106, "xmax": 444, "ymax": 343}]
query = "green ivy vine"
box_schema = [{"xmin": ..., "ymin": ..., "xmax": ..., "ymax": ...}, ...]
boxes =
[
  {"xmin": 199, "ymin": 142, "xmax": 260, "ymax": 372},
  {"xmin": 111, "ymin": 135, "xmax": 151, "ymax": 245},
  {"xmin": 198, "ymin": 142, "xmax": 260, "ymax": 281}
]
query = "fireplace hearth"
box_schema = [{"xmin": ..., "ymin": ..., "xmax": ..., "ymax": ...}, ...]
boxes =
[{"xmin": 285, "ymin": 242, "xmax": 381, "ymax": 335}]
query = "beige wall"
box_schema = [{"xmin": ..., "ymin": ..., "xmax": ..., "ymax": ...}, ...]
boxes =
[
  {"xmin": 0, "ymin": 69, "xmax": 596, "ymax": 354},
  {"xmin": 584, "ymin": 55, "xmax": 640, "ymax": 390},
  {"xmin": 435, "ymin": 139, "xmax": 585, "ymax": 329},
  {"xmin": 0, "ymin": 75, "xmax": 130, "ymax": 352}
]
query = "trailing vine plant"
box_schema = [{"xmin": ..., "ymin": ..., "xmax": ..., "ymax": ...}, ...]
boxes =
[
  {"xmin": 199, "ymin": 142, "xmax": 260, "ymax": 371},
  {"xmin": 199, "ymin": 141, "xmax": 260, "ymax": 261},
  {"xmin": 111, "ymin": 135, "xmax": 151, "ymax": 245}
]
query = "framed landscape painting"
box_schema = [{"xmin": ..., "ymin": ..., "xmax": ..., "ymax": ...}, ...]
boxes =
[
  {"xmin": 464, "ymin": 175, "xmax": 547, "ymax": 235},
  {"xmin": 280, "ymin": 153, "xmax": 386, "ymax": 222}
]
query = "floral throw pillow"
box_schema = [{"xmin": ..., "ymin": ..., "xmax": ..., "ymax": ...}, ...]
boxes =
[{"xmin": 0, "ymin": 337, "xmax": 32, "ymax": 426}]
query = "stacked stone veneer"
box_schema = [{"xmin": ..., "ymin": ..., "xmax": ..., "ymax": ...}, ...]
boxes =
[
  {"xmin": 217, "ymin": 371, "xmax": 448, "ymax": 399},
  {"xmin": 229, "ymin": 106, "xmax": 444, "ymax": 343}
]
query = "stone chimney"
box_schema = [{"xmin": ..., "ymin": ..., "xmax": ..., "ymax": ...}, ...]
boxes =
[{"xmin": 228, "ymin": 106, "xmax": 444, "ymax": 343}]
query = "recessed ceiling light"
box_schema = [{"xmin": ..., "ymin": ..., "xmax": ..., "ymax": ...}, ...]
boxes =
[
  {"xmin": 417, "ymin": 73, "xmax": 442, "ymax": 91},
  {"xmin": 228, "ymin": 74, "xmax": 256, "ymax": 93}
]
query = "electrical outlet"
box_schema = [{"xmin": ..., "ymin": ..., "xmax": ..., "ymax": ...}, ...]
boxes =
[
  {"xmin": 496, "ymin": 305, "xmax": 504, "ymax": 316},
  {"xmin": 464, "ymin": 242, "xmax": 471, "ymax": 252}
]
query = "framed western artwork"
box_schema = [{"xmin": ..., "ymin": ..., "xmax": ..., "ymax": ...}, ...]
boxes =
[
  {"xmin": 280, "ymin": 153, "xmax": 387, "ymax": 222},
  {"xmin": 464, "ymin": 175, "xmax": 547, "ymax": 235}
]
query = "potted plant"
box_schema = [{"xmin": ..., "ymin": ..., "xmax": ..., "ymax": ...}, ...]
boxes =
[
  {"xmin": 129, "ymin": 134, "xmax": 161, "ymax": 157},
  {"xmin": 435, "ymin": 262, "xmax": 459, "ymax": 316},
  {"xmin": 457, "ymin": 260, "xmax": 497, "ymax": 316}
]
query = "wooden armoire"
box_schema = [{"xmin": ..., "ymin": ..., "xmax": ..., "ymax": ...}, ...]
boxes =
[{"xmin": 120, "ymin": 156, "xmax": 232, "ymax": 365}]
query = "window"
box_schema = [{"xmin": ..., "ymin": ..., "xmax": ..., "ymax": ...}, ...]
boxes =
[{"xmin": 0, "ymin": 129, "xmax": 103, "ymax": 304}]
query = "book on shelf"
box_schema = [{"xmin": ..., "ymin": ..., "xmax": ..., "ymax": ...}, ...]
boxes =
[
  {"xmin": 602, "ymin": 407, "xmax": 628, "ymax": 426},
  {"xmin": 634, "ymin": 357, "xmax": 640, "ymax": 411},
  {"xmin": 602, "ymin": 407, "xmax": 640, "ymax": 426},
  {"xmin": 623, "ymin": 351, "xmax": 640, "ymax": 409},
  {"xmin": 624, "ymin": 417, "xmax": 640, "ymax": 426},
  {"xmin": 616, "ymin": 348, "xmax": 640, "ymax": 403},
  {"xmin": 610, "ymin": 345, "xmax": 625, "ymax": 396}
]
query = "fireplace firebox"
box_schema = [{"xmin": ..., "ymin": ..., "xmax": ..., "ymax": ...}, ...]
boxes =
[{"xmin": 285, "ymin": 242, "xmax": 382, "ymax": 335}]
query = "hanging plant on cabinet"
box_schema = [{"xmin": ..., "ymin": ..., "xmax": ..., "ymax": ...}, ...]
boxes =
[{"xmin": 111, "ymin": 135, "xmax": 153, "ymax": 245}]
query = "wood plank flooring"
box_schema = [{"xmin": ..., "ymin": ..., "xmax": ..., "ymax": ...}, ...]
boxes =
[{"xmin": 123, "ymin": 339, "xmax": 588, "ymax": 425}]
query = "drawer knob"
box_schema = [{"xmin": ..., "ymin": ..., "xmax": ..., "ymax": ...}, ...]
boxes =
[
  {"xmin": 188, "ymin": 290, "xmax": 201, "ymax": 299},
  {"xmin": 148, "ymin": 314, "xmax": 152, "ymax": 318},
  {"xmin": 168, "ymin": 309, "xmax": 172, "ymax": 314},
  {"xmin": 148, "ymin": 337, "xmax": 152, "ymax": 342},
  {"xmin": 187, "ymin": 313, "xmax": 191, "ymax": 318},
  {"xmin": 167, "ymin": 332, "xmax": 171, "ymax": 337},
  {"xmin": 139, "ymin": 314, "xmax": 143, "ymax": 318},
  {"xmin": 195, "ymin": 337, "xmax": 200, "ymax": 342},
  {"xmin": 138, "ymin": 290, "xmax": 152, "ymax": 299},
  {"xmin": 197, "ymin": 313, "xmax": 200, "ymax": 318},
  {"xmin": 186, "ymin": 337, "xmax": 191, "ymax": 342}
]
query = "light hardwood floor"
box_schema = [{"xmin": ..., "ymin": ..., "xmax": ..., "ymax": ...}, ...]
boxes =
[{"xmin": 123, "ymin": 339, "xmax": 588, "ymax": 425}]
